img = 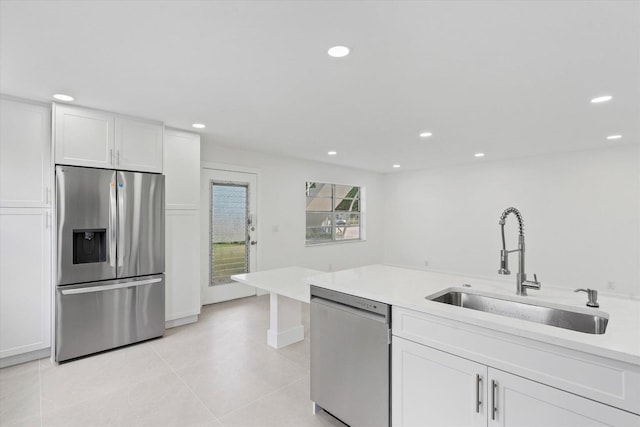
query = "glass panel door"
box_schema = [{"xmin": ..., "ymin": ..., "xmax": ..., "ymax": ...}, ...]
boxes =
[
  {"xmin": 200, "ymin": 167, "xmax": 257, "ymax": 305},
  {"xmin": 210, "ymin": 183, "xmax": 249, "ymax": 285}
]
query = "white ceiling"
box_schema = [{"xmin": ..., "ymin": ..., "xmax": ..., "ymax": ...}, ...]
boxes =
[{"xmin": 1, "ymin": 0, "xmax": 638, "ymax": 173}]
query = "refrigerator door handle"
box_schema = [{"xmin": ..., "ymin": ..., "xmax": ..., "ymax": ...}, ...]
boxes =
[
  {"xmin": 60, "ymin": 277, "xmax": 162, "ymax": 295},
  {"xmin": 117, "ymin": 177, "xmax": 125, "ymax": 268},
  {"xmin": 109, "ymin": 179, "xmax": 117, "ymax": 267}
]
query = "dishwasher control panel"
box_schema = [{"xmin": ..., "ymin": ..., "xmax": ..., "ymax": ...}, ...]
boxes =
[{"xmin": 310, "ymin": 285, "xmax": 390, "ymax": 318}]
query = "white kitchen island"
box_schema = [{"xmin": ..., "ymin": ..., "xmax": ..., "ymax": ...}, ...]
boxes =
[
  {"xmin": 308, "ymin": 264, "xmax": 640, "ymax": 425},
  {"xmin": 231, "ymin": 267, "xmax": 321, "ymax": 349}
]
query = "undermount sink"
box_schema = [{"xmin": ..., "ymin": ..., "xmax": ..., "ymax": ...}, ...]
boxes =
[{"xmin": 426, "ymin": 288, "xmax": 609, "ymax": 334}]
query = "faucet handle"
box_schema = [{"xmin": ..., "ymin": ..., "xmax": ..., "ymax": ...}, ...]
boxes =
[{"xmin": 574, "ymin": 288, "xmax": 599, "ymax": 308}]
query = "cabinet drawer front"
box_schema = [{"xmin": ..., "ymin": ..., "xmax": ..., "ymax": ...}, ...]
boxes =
[{"xmin": 393, "ymin": 307, "xmax": 640, "ymax": 415}]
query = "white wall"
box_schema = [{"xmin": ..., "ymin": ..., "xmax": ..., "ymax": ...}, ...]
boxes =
[
  {"xmin": 201, "ymin": 141, "xmax": 385, "ymax": 272},
  {"xmin": 383, "ymin": 145, "xmax": 640, "ymax": 297}
]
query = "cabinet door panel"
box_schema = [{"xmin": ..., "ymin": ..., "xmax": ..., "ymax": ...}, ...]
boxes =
[
  {"xmin": 0, "ymin": 209, "xmax": 51, "ymax": 358},
  {"xmin": 0, "ymin": 99, "xmax": 51, "ymax": 207},
  {"xmin": 165, "ymin": 210, "xmax": 200, "ymax": 321},
  {"xmin": 55, "ymin": 104, "xmax": 114, "ymax": 168},
  {"xmin": 392, "ymin": 337, "xmax": 486, "ymax": 427},
  {"xmin": 115, "ymin": 118, "xmax": 163, "ymax": 173},
  {"xmin": 488, "ymin": 369, "xmax": 639, "ymax": 427},
  {"xmin": 164, "ymin": 130, "xmax": 200, "ymax": 209}
]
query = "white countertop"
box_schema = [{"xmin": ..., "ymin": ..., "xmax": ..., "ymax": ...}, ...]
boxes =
[
  {"xmin": 232, "ymin": 266, "xmax": 322, "ymax": 303},
  {"xmin": 307, "ymin": 264, "xmax": 640, "ymax": 366}
]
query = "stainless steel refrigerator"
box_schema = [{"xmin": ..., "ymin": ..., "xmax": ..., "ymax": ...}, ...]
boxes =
[{"xmin": 55, "ymin": 165, "xmax": 165, "ymax": 362}]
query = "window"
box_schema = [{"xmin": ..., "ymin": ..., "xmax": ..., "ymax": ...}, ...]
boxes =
[{"xmin": 305, "ymin": 182, "xmax": 362, "ymax": 244}]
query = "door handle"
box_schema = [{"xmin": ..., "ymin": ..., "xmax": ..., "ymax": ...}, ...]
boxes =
[
  {"xmin": 109, "ymin": 180, "xmax": 117, "ymax": 267},
  {"xmin": 476, "ymin": 374, "xmax": 482, "ymax": 413},
  {"xmin": 117, "ymin": 178, "xmax": 125, "ymax": 268},
  {"xmin": 491, "ymin": 379, "xmax": 498, "ymax": 421},
  {"xmin": 250, "ymin": 241, "xmax": 257, "ymax": 246}
]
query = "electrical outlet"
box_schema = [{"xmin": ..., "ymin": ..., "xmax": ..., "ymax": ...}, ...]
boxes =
[{"xmin": 606, "ymin": 281, "xmax": 616, "ymax": 290}]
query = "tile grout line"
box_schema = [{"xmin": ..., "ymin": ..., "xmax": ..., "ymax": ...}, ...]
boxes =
[{"xmin": 148, "ymin": 340, "xmax": 225, "ymax": 426}]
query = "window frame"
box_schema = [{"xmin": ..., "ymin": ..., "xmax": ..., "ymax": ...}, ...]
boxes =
[{"xmin": 305, "ymin": 182, "xmax": 364, "ymax": 246}]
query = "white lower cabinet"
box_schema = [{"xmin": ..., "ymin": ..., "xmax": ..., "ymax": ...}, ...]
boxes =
[
  {"xmin": 165, "ymin": 209, "xmax": 200, "ymax": 325},
  {"xmin": 488, "ymin": 368, "xmax": 638, "ymax": 427},
  {"xmin": 0, "ymin": 208, "xmax": 51, "ymax": 361},
  {"xmin": 392, "ymin": 337, "xmax": 485, "ymax": 427},
  {"xmin": 392, "ymin": 336, "xmax": 638, "ymax": 427}
]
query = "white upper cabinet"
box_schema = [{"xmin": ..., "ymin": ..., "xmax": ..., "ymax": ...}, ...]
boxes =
[
  {"xmin": 55, "ymin": 104, "xmax": 114, "ymax": 169},
  {"xmin": 55, "ymin": 104, "xmax": 163, "ymax": 172},
  {"xmin": 0, "ymin": 98, "xmax": 51, "ymax": 207},
  {"xmin": 164, "ymin": 129, "xmax": 200, "ymax": 209},
  {"xmin": 115, "ymin": 117, "xmax": 163, "ymax": 173}
]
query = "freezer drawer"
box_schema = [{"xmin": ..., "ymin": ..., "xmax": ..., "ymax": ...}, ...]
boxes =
[{"xmin": 55, "ymin": 274, "xmax": 165, "ymax": 362}]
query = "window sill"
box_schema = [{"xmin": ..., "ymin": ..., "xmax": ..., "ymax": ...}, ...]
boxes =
[{"xmin": 305, "ymin": 239, "xmax": 366, "ymax": 247}]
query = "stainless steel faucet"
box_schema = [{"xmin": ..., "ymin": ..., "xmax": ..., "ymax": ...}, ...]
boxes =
[{"xmin": 498, "ymin": 207, "xmax": 541, "ymax": 296}]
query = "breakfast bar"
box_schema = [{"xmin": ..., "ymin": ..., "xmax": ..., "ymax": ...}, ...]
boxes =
[{"xmin": 231, "ymin": 267, "xmax": 321, "ymax": 349}]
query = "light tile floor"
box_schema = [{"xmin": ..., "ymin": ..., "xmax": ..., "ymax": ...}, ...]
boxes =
[{"xmin": 0, "ymin": 295, "xmax": 346, "ymax": 427}]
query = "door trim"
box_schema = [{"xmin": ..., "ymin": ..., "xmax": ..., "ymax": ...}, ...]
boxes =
[{"xmin": 200, "ymin": 163, "xmax": 263, "ymax": 304}]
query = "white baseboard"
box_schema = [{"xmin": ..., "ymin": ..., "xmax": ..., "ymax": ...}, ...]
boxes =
[
  {"xmin": 165, "ymin": 315, "xmax": 198, "ymax": 329},
  {"xmin": 0, "ymin": 348, "xmax": 50, "ymax": 368},
  {"xmin": 267, "ymin": 325, "xmax": 305, "ymax": 349}
]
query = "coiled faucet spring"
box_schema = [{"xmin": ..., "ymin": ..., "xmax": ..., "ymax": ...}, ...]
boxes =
[{"xmin": 499, "ymin": 207, "xmax": 524, "ymax": 235}]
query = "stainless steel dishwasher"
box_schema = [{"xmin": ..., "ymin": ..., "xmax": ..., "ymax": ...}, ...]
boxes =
[{"xmin": 310, "ymin": 285, "xmax": 391, "ymax": 427}]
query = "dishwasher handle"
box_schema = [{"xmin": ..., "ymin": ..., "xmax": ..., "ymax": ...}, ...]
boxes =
[{"xmin": 311, "ymin": 296, "xmax": 389, "ymax": 324}]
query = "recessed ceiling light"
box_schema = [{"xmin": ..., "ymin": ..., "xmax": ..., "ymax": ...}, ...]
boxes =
[
  {"xmin": 474, "ymin": 153, "xmax": 485, "ymax": 158},
  {"xmin": 328, "ymin": 151, "xmax": 337, "ymax": 156},
  {"xmin": 419, "ymin": 132, "xmax": 433, "ymax": 138},
  {"xmin": 590, "ymin": 95, "xmax": 613, "ymax": 104},
  {"xmin": 392, "ymin": 164, "xmax": 401, "ymax": 168},
  {"xmin": 328, "ymin": 46, "xmax": 350, "ymax": 58},
  {"xmin": 192, "ymin": 123, "xmax": 206, "ymax": 129},
  {"xmin": 52, "ymin": 93, "xmax": 74, "ymax": 102},
  {"xmin": 606, "ymin": 135, "xmax": 622, "ymax": 140}
]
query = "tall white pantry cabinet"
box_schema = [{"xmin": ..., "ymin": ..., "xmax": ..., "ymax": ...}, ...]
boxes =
[
  {"xmin": 164, "ymin": 129, "xmax": 201, "ymax": 327},
  {"xmin": 0, "ymin": 97, "xmax": 52, "ymax": 366}
]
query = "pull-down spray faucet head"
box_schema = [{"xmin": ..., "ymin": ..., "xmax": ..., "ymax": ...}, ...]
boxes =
[
  {"xmin": 499, "ymin": 249, "xmax": 511, "ymax": 275},
  {"xmin": 498, "ymin": 207, "xmax": 524, "ymax": 275}
]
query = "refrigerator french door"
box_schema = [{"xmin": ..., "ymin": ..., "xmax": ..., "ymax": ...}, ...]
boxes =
[{"xmin": 55, "ymin": 165, "xmax": 165, "ymax": 362}]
